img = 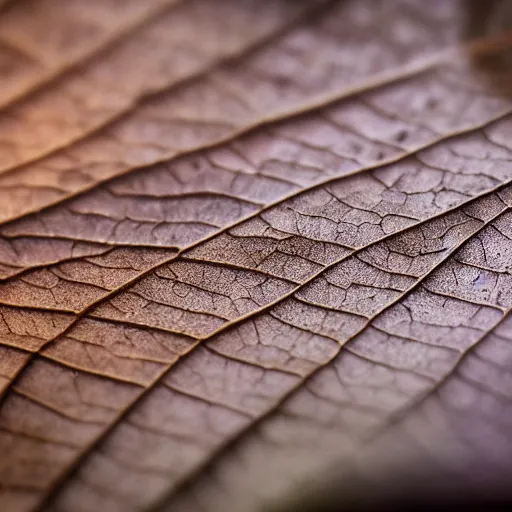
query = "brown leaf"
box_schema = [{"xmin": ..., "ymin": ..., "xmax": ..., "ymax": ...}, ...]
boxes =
[{"xmin": 0, "ymin": 1, "xmax": 511, "ymax": 512}]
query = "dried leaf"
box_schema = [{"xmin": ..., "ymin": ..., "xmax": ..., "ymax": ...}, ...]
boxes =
[{"xmin": 0, "ymin": 1, "xmax": 511, "ymax": 512}]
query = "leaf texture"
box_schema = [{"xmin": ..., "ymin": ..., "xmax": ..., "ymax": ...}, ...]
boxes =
[{"xmin": 0, "ymin": 1, "xmax": 511, "ymax": 511}]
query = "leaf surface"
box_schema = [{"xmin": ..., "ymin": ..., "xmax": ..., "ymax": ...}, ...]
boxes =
[{"xmin": 0, "ymin": 1, "xmax": 511, "ymax": 512}]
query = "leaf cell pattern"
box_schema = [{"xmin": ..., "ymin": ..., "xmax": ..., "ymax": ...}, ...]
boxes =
[{"xmin": 0, "ymin": 1, "xmax": 512, "ymax": 512}]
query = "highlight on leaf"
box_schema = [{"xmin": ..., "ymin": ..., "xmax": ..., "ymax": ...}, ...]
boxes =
[{"xmin": 0, "ymin": 1, "xmax": 511, "ymax": 512}]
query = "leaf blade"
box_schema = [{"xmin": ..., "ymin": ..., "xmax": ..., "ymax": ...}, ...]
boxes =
[{"xmin": 1, "ymin": 2, "xmax": 512, "ymax": 511}]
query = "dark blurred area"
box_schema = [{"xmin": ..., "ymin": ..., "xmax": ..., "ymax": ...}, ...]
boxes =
[
  {"xmin": 464, "ymin": 0, "xmax": 512, "ymax": 98},
  {"xmin": 269, "ymin": 472, "xmax": 512, "ymax": 511},
  {"xmin": 268, "ymin": 448, "xmax": 512, "ymax": 512},
  {"xmin": 464, "ymin": 0, "xmax": 512, "ymax": 40}
]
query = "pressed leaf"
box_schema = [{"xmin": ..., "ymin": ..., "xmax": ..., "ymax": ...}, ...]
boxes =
[{"xmin": 0, "ymin": 1, "xmax": 511, "ymax": 512}]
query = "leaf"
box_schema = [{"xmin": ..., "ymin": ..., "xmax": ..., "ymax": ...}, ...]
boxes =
[{"xmin": 0, "ymin": 1, "xmax": 511, "ymax": 511}]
